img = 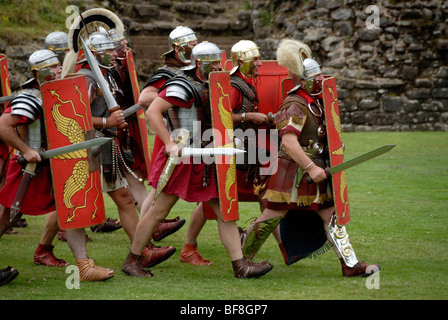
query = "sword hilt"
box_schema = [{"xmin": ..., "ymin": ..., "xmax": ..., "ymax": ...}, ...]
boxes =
[
  {"xmin": 109, "ymin": 106, "xmax": 128, "ymax": 129},
  {"xmin": 305, "ymin": 167, "xmax": 331, "ymax": 184},
  {"xmin": 16, "ymin": 151, "xmax": 45, "ymax": 166}
]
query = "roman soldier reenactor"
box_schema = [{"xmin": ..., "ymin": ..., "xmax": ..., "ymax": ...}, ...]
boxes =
[
  {"xmin": 64, "ymin": 8, "xmax": 177, "ymax": 270},
  {"xmin": 122, "ymin": 42, "xmax": 273, "ymax": 279},
  {"xmin": 243, "ymin": 39, "xmax": 381, "ymax": 277},
  {"xmin": 0, "ymin": 49, "xmax": 114, "ymax": 281}
]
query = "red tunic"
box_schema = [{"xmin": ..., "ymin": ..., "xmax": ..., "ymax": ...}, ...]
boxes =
[
  {"xmin": 0, "ymin": 108, "xmax": 55, "ymax": 215},
  {"xmin": 148, "ymin": 88, "xmax": 218, "ymax": 202}
]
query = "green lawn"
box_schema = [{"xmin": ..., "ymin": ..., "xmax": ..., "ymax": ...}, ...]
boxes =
[{"xmin": 1, "ymin": 132, "xmax": 447, "ymax": 302}]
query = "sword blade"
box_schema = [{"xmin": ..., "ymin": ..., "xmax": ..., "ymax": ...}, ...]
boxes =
[
  {"xmin": 329, "ymin": 144, "xmax": 397, "ymax": 175},
  {"xmin": 42, "ymin": 138, "xmax": 112, "ymax": 159},
  {"xmin": 0, "ymin": 94, "xmax": 15, "ymax": 105},
  {"xmin": 180, "ymin": 147, "xmax": 246, "ymax": 157},
  {"xmin": 79, "ymin": 37, "xmax": 118, "ymax": 111}
]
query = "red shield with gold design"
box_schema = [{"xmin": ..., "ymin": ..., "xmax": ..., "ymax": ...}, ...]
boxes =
[
  {"xmin": 209, "ymin": 71, "xmax": 239, "ymax": 221},
  {"xmin": 0, "ymin": 54, "xmax": 12, "ymax": 99},
  {"xmin": 124, "ymin": 49, "xmax": 152, "ymax": 180},
  {"xmin": 322, "ymin": 76, "xmax": 350, "ymax": 226},
  {"xmin": 41, "ymin": 75, "xmax": 106, "ymax": 230},
  {"xmin": 0, "ymin": 54, "xmax": 12, "ymax": 185}
]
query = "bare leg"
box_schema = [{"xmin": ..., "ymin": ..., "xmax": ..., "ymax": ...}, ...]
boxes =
[
  {"xmin": 140, "ymin": 188, "xmax": 156, "ymax": 219},
  {"xmin": 33, "ymin": 210, "xmax": 68, "ymax": 267},
  {"xmin": 130, "ymin": 192, "xmax": 179, "ymax": 256},
  {"xmin": 38, "ymin": 211, "xmax": 59, "ymax": 246},
  {"xmin": 125, "ymin": 171, "xmax": 149, "ymax": 214},
  {"xmin": 185, "ymin": 203, "xmax": 207, "ymax": 244},
  {"xmin": 316, "ymin": 206, "xmax": 342, "ymax": 259},
  {"xmin": 107, "ymin": 187, "xmax": 139, "ymax": 243},
  {"xmin": 180, "ymin": 203, "xmax": 211, "ymax": 265},
  {"xmin": 254, "ymin": 208, "xmax": 288, "ymax": 223},
  {"xmin": 65, "ymin": 228, "xmax": 88, "ymax": 259},
  {"xmin": 206, "ymin": 199, "xmax": 243, "ymax": 261}
]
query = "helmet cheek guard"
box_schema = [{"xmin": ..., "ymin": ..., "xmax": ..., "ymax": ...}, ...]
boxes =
[
  {"xmin": 182, "ymin": 41, "xmax": 222, "ymax": 81},
  {"xmin": 163, "ymin": 26, "xmax": 197, "ymax": 63},
  {"xmin": 88, "ymin": 32, "xmax": 116, "ymax": 69},
  {"xmin": 230, "ymin": 40, "xmax": 261, "ymax": 79},
  {"xmin": 302, "ymin": 58, "xmax": 323, "ymax": 96},
  {"xmin": 28, "ymin": 49, "xmax": 60, "ymax": 85}
]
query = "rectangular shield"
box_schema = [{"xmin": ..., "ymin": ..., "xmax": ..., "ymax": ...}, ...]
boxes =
[
  {"xmin": 322, "ymin": 77, "xmax": 350, "ymax": 226},
  {"xmin": 209, "ymin": 71, "xmax": 239, "ymax": 221},
  {"xmin": 41, "ymin": 75, "xmax": 106, "ymax": 230},
  {"xmin": 0, "ymin": 54, "xmax": 12, "ymax": 99},
  {"xmin": 255, "ymin": 60, "xmax": 290, "ymax": 114},
  {"xmin": 0, "ymin": 54, "xmax": 12, "ymax": 184},
  {"xmin": 124, "ymin": 49, "xmax": 152, "ymax": 180}
]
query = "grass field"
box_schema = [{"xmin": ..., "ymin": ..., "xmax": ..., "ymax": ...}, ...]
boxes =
[{"xmin": 0, "ymin": 132, "xmax": 447, "ymax": 303}]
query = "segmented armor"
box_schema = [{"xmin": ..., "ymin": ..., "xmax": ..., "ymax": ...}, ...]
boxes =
[
  {"xmin": 9, "ymin": 88, "xmax": 46, "ymax": 150},
  {"xmin": 160, "ymin": 72, "xmax": 210, "ymax": 144}
]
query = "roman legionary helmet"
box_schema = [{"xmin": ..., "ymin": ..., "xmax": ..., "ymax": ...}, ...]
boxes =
[
  {"xmin": 88, "ymin": 32, "xmax": 116, "ymax": 69},
  {"xmin": 302, "ymin": 58, "xmax": 323, "ymax": 96},
  {"xmin": 108, "ymin": 28, "xmax": 127, "ymax": 60},
  {"xmin": 276, "ymin": 39, "xmax": 312, "ymax": 83},
  {"xmin": 276, "ymin": 39, "xmax": 322, "ymax": 95},
  {"xmin": 182, "ymin": 41, "xmax": 222, "ymax": 81},
  {"xmin": 63, "ymin": 8, "xmax": 124, "ymax": 76},
  {"xmin": 44, "ymin": 31, "xmax": 69, "ymax": 65},
  {"xmin": 230, "ymin": 40, "xmax": 261, "ymax": 79},
  {"xmin": 28, "ymin": 49, "xmax": 60, "ymax": 85},
  {"xmin": 162, "ymin": 26, "xmax": 197, "ymax": 64}
]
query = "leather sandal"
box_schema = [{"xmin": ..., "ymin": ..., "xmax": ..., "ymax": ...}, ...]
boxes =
[
  {"xmin": 152, "ymin": 217, "xmax": 185, "ymax": 241},
  {"xmin": 232, "ymin": 257, "xmax": 273, "ymax": 279},
  {"xmin": 341, "ymin": 259, "xmax": 381, "ymax": 277},
  {"xmin": 33, "ymin": 244, "xmax": 69, "ymax": 267},
  {"xmin": 141, "ymin": 242, "xmax": 176, "ymax": 268},
  {"xmin": 0, "ymin": 266, "xmax": 19, "ymax": 286},
  {"xmin": 76, "ymin": 258, "xmax": 114, "ymax": 281},
  {"xmin": 180, "ymin": 243, "xmax": 212, "ymax": 265},
  {"xmin": 90, "ymin": 218, "xmax": 122, "ymax": 233},
  {"xmin": 122, "ymin": 251, "xmax": 153, "ymax": 277}
]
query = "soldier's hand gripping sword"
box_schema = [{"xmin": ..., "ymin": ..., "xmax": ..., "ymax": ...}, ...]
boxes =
[
  {"xmin": 9, "ymin": 137, "xmax": 111, "ymax": 222},
  {"xmin": 79, "ymin": 37, "xmax": 143, "ymax": 121},
  {"xmin": 153, "ymin": 129, "xmax": 191, "ymax": 205},
  {"xmin": 153, "ymin": 129, "xmax": 246, "ymax": 205},
  {"xmin": 306, "ymin": 144, "xmax": 396, "ymax": 184}
]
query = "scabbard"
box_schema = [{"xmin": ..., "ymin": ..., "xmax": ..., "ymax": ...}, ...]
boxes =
[
  {"xmin": 152, "ymin": 156, "xmax": 179, "ymax": 205},
  {"xmin": 9, "ymin": 162, "xmax": 37, "ymax": 222}
]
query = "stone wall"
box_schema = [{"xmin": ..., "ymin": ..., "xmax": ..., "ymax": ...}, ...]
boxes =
[
  {"xmin": 2, "ymin": 0, "xmax": 447, "ymax": 131},
  {"xmin": 250, "ymin": 0, "xmax": 448, "ymax": 132}
]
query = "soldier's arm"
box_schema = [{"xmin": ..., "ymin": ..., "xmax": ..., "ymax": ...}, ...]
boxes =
[
  {"xmin": 146, "ymin": 97, "xmax": 178, "ymax": 155},
  {"xmin": 281, "ymin": 132, "xmax": 326, "ymax": 183},
  {"xmin": 138, "ymin": 85, "xmax": 159, "ymax": 109},
  {"xmin": 0, "ymin": 113, "xmax": 41, "ymax": 162}
]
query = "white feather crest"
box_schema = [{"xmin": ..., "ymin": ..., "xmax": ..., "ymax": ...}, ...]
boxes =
[{"xmin": 276, "ymin": 39, "xmax": 312, "ymax": 78}]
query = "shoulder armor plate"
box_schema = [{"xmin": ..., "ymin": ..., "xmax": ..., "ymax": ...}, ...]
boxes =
[{"xmin": 9, "ymin": 88, "xmax": 43, "ymax": 121}]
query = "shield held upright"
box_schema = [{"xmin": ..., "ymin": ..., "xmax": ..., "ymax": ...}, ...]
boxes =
[
  {"xmin": 322, "ymin": 76, "xmax": 350, "ymax": 226},
  {"xmin": 0, "ymin": 54, "xmax": 12, "ymax": 184},
  {"xmin": 209, "ymin": 71, "xmax": 239, "ymax": 221},
  {"xmin": 123, "ymin": 49, "xmax": 152, "ymax": 180},
  {"xmin": 41, "ymin": 74, "xmax": 106, "ymax": 230}
]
